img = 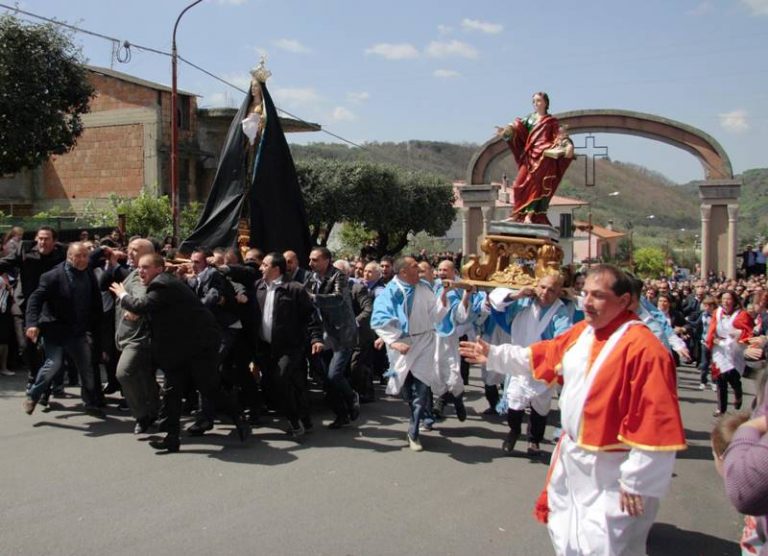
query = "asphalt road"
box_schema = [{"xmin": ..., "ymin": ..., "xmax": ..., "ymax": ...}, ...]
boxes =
[{"xmin": 0, "ymin": 364, "xmax": 751, "ymax": 555}]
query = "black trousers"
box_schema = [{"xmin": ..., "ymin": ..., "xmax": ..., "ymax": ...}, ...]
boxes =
[
  {"xmin": 507, "ymin": 408, "xmax": 547, "ymax": 444},
  {"xmin": 158, "ymin": 347, "xmax": 242, "ymax": 438},
  {"xmin": 717, "ymin": 369, "xmax": 743, "ymax": 413},
  {"xmin": 262, "ymin": 347, "xmax": 310, "ymax": 427}
]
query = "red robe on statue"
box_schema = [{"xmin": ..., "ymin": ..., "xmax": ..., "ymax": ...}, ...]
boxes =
[{"xmin": 506, "ymin": 114, "xmax": 573, "ymax": 225}]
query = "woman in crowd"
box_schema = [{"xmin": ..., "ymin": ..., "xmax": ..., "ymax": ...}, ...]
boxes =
[{"xmin": 707, "ymin": 291, "xmax": 753, "ymax": 416}]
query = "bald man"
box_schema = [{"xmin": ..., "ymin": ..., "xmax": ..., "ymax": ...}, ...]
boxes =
[
  {"xmin": 23, "ymin": 243, "xmax": 104, "ymax": 416},
  {"xmin": 113, "ymin": 239, "xmax": 160, "ymax": 433},
  {"xmin": 283, "ymin": 250, "xmax": 308, "ymax": 283}
]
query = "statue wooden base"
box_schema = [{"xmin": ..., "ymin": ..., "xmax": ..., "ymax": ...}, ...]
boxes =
[{"xmin": 461, "ymin": 222, "xmax": 566, "ymax": 290}]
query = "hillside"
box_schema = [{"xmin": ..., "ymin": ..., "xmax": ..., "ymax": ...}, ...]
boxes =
[{"xmin": 290, "ymin": 140, "xmax": 765, "ymax": 244}]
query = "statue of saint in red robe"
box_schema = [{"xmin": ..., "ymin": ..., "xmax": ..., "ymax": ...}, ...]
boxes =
[{"xmin": 497, "ymin": 92, "xmax": 574, "ymax": 225}]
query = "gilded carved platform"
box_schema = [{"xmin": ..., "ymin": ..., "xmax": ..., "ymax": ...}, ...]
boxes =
[{"xmin": 460, "ymin": 228, "xmax": 566, "ymax": 289}]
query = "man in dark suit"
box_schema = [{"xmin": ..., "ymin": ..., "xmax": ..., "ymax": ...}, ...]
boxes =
[
  {"xmin": 110, "ymin": 253, "xmax": 249, "ymax": 452},
  {"xmin": 0, "ymin": 226, "xmax": 66, "ymax": 388},
  {"xmin": 23, "ymin": 242, "xmax": 103, "ymax": 416},
  {"xmin": 253, "ymin": 252, "xmax": 321, "ymax": 436},
  {"xmin": 180, "ymin": 249, "xmax": 244, "ymax": 434},
  {"xmin": 284, "ymin": 250, "xmax": 308, "ymax": 283}
]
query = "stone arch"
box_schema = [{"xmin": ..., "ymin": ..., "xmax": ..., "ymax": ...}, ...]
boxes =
[
  {"xmin": 464, "ymin": 109, "xmax": 740, "ymax": 278},
  {"xmin": 467, "ymin": 109, "xmax": 733, "ymax": 184}
]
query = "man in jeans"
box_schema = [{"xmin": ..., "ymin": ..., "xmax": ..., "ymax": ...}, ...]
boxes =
[
  {"xmin": 23, "ymin": 243, "xmax": 103, "ymax": 416},
  {"xmin": 371, "ymin": 256, "xmax": 449, "ymax": 451},
  {"xmin": 306, "ymin": 247, "xmax": 359, "ymax": 429}
]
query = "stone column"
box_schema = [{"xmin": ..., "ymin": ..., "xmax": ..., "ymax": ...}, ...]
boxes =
[
  {"xmin": 481, "ymin": 206, "xmax": 493, "ymax": 235},
  {"xmin": 461, "ymin": 208, "xmax": 471, "ymax": 256},
  {"xmin": 454, "ymin": 184, "xmax": 500, "ymax": 257},
  {"xmin": 698, "ymin": 179, "xmax": 741, "ymax": 280},
  {"xmin": 700, "ymin": 204, "xmax": 711, "ymax": 281},
  {"xmin": 727, "ymin": 204, "xmax": 739, "ymax": 279}
]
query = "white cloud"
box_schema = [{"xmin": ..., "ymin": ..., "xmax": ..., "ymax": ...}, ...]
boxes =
[
  {"xmin": 331, "ymin": 107, "xmax": 355, "ymax": 121},
  {"xmin": 742, "ymin": 0, "xmax": 768, "ymax": 15},
  {"xmin": 437, "ymin": 24, "xmax": 453, "ymax": 35},
  {"xmin": 461, "ymin": 18, "xmax": 503, "ymax": 34},
  {"xmin": 364, "ymin": 43, "xmax": 419, "ymax": 60},
  {"xmin": 433, "ymin": 69, "xmax": 460, "ymax": 79},
  {"xmin": 274, "ymin": 87, "xmax": 321, "ymax": 106},
  {"xmin": 719, "ymin": 109, "xmax": 750, "ymax": 133},
  {"xmin": 346, "ymin": 91, "xmax": 370, "ymax": 103},
  {"xmin": 274, "ymin": 38, "xmax": 311, "ymax": 54},
  {"xmin": 425, "ymin": 40, "xmax": 478, "ymax": 59},
  {"xmin": 687, "ymin": 1, "xmax": 714, "ymax": 15}
]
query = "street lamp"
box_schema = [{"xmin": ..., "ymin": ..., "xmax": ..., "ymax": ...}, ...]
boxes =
[
  {"xmin": 171, "ymin": 0, "xmax": 203, "ymax": 245},
  {"xmin": 587, "ymin": 190, "xmax": 620, "ymax": 266}
]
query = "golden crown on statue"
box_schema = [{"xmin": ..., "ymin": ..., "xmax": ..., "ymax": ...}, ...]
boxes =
[{"xmin": 250, "ymin": 56, "xmax": 272, "ymax": 83}]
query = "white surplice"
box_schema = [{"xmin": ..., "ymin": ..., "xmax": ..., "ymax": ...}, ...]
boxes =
[
  {"xmin": 486, "ymin": 322, "xmax": 676, "ymax": 556},
  {"xmin": 374, "ymin": 282, "xmax": 448, "ymax": 396},
  {"xmin": 505, "ymin": 299, "xmax": 564, "ymax": 414}
]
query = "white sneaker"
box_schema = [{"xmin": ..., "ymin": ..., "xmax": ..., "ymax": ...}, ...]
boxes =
[
  {"xmin": 711, "ymin": 383, "xmax": 718, "ymax": 392},
  {"xmin": 0, "ymin": 369, "xmax": 14, "ymax": 376},
  {"xmin": 407, "ymin": 434, "xmax": 423, "ymax": 452},
  {"xmin": 698, "ymin": 383, "xmax": 706, "ymax": 391}
]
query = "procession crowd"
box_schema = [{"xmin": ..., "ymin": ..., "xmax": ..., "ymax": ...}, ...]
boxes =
[{"xmin": 2, "ymin": 225, "xmax": 768, "ymax": 554}]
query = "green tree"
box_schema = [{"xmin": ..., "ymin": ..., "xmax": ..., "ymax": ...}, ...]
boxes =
[
  {"xmin": 634, "ymin": 246, "xmax": 666, "ymax": 278},
  {"xmin": 119, "ymin": 191, "xmax": 172, "ymax": 239},
  {"xmin": 0, "ymin": 15, "xmax": 94, "ymax": 174},
  {"xmin": 337, "ymin": 221, "xmax": 377, "ymax": 258},
  {"xmin": 296, "ymin": 159, "xmax": 455, "ymax": 258}
]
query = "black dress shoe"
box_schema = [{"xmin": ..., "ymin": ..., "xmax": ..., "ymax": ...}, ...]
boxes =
[
  {"xmin": 149, "ymin": 436, "xmax": 180, "ymax": 452},
  {"xmin": 186, "ymin": 419, "xmax": 213, "ymax": 436},
  {"xmin": 327, "ymin": 417, "xmax": 350, "ymax": 429},
  {"xmin": 103, "ymin": 382, "xmax": 121, "ymax": 395},
  {"xmin": 455, "ymin": 400, "xmax": 467, "ymax": 422},
  {"xmin": 300, "ymin": 416, "xmax": 314, "ymax": 432}
]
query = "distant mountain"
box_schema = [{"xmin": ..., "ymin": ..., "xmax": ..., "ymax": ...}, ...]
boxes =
[
  {"xmin": 290, "ymin": 141, "xmax": 476, "ymax": 181},
  {"xmin": 290, "ymin": 140, "xmax": 764, "ymax": 242}
]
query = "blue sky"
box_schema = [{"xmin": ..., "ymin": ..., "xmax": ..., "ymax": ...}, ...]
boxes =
[{"xmin": 5, "ymin": 0, "xmax": 767, "ymax": 183}]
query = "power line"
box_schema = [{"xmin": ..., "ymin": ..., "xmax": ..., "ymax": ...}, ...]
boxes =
[{"xmin": 0, "ymin": 3, "xmax": 410, "ymax": 166}]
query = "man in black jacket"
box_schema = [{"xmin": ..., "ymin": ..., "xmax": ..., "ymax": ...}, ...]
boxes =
[
  {"xmin": 23, "ymin": 243, "xmax": 103, "ymax": 416},
  {"xmin": 0, "ymin": 226, "xmax": 66, "ymax": 387},
  {"xmin": 110, "ymin": 253, "xmax": 249, "ymax": 452},
  {"xmin": 253, "ymin": 252, "xmax": 321, "ymax": 436},
  {"xmin": 307, "ymin": 247, "xmax": 359, "ymax": 429}
]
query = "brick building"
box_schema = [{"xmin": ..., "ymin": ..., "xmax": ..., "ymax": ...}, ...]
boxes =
[{"xmin": 0, "ymin": 65, "xmax": 318, "ymax": 215}]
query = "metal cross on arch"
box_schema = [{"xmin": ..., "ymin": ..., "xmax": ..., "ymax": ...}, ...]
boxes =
[{"xmin": 573, "ymin": 134, "xmax": 609, "ymax": 187}]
